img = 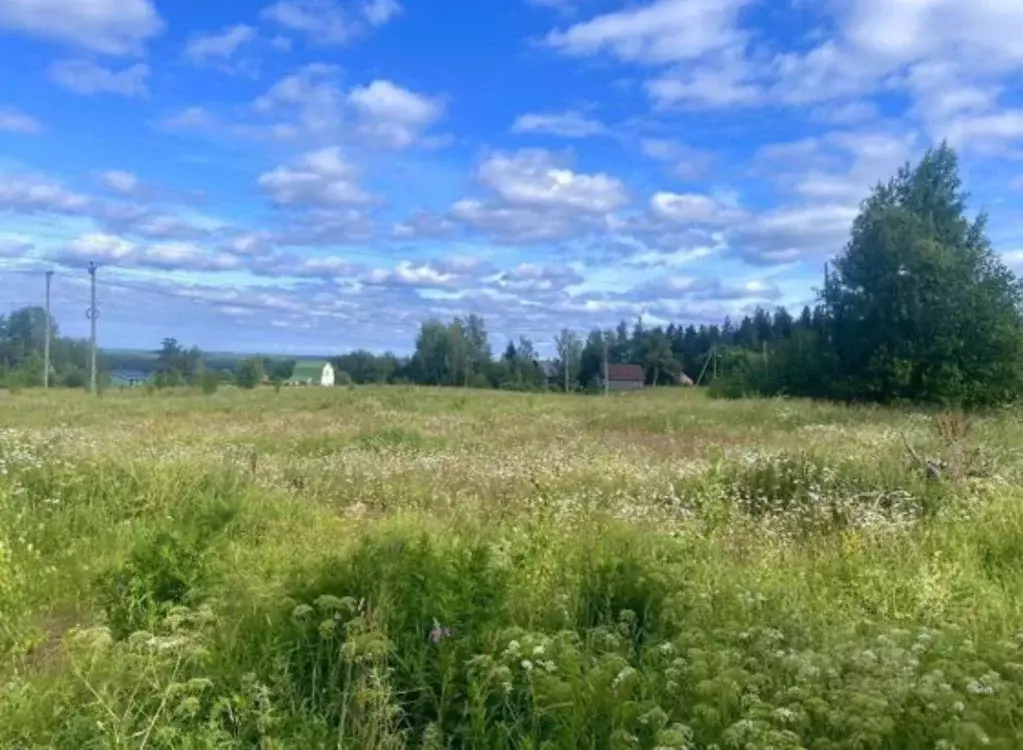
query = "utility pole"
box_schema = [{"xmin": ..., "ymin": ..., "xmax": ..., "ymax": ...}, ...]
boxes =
[
  {"xmin": 43, "ymin": 270, "xmax": 53, "ymax": 389},
  {"xmin": 87, "ymin": 262, "xmax": 98, "ymax": 395},
  {"xmin": 602, "ymin": 332, "xmax": 609, "ymax": 397},
  {"xmin": 564, "ymin": 349, "xmax": 570, "ymax": 394}
]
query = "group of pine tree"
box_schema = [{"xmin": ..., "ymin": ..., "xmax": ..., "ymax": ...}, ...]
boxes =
[{"xmin": 3, "ymin": 144, "xmax": 1021, "ymax": 407}]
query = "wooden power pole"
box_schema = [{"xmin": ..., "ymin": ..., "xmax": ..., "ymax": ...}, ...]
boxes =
[
  {"xmin": 602, "ymin": 332, "xmax": 609, "ymax": 396},
  {"xmin": 43, "ymin": 270, "xmax": 53, "ymax": 389},
  {"xmin": 87, "ymin": 262, "xmax": 98, "ymax": 395}
]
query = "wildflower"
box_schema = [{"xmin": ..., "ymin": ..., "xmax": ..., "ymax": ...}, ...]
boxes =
[{"xmin": 429, "ymin": 619, "xmax": 453, "ymax": 643}]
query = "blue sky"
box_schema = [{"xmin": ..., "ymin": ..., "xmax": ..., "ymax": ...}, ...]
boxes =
[{"xmin": 1, "ymin": 0, "xmax": 1022, "ymax": 355}]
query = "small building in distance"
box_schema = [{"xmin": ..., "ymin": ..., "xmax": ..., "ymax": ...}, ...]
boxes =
[
  {"xmin": 600, "ymin": 363, "xmax": 646, "ymax": 391},
  {"xmin": 287, "ymin": 361, "xmax": 335, "ymax": 387}
]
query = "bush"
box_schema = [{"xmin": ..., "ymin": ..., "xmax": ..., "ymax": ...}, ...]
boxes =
[
  {"xmin": 235, "ymin": 358, "xmax": 263, "ymax": 389},
  {"xmin": 200, "ymin": 370, "xmax": 219, "ymax": 395}
]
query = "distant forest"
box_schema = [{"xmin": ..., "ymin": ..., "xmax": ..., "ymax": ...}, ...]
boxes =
[{"xmin": 4, "ymin": 144, "xmax": 1022, "ymax": 407}]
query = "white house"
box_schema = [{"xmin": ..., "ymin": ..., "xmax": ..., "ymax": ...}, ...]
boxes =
[{"xmin": 288, "ymin": 361, "xmax": 335, "ymax": 386}]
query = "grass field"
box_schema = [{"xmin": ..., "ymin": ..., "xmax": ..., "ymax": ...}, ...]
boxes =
[{"xmin": 2, "ymin": 386, "xmax": 1023, "ymax": 748}]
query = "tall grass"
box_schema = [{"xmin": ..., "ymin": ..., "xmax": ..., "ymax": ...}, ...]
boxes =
[{"xmin": 1, "ymin": 387, "xmax": 1022, "ymax": 747}]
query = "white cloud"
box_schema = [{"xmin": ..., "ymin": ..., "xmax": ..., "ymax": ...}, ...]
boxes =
[
  {"xmin": 651, "ymin": 192, "xmax": 743, "ymax": 225},
  {"xmin": 449, "ymin": 200, "xmax": 591, "ymax": 243},
  {"xmin": 496, "ymin": 263, "xmax": 584, "ymax": 292},
  {"xmin": 262, "ymin": 0, "xmax": 357, "ymax": 44},
  {"xmin": 640, "ymin": 139, "xmax": 713, "ymax": 180},
  {"xmin": 729, "ymin": 204, "xmax": 860, "ymax": 265},
  {"xmin": 944, "ymin": 111, "xmax": 1023, "ymax": 150},
  {"xmin": 262, "ymin": 0, "xmax": 401, "ymax": 44},
  {"xmin": 647, "ymin": 53, "xmax": 761, "ymax": 108},
  {"xmin": 258, "ymin": 147, "xmax": 371, "ymax": 207},
  {"xmin": 441, "ymin": 150, "xmax": 629, "ymax": 243},
  {"xmin": 638, "ymin": 275, "xmax": 781, "ymax": 301},
  {"xmin": 511, "ymin": 111, "xmax": 606, "ymax": 138},
  {"xmin": 392, "ymin": 211, "xmax": 458, "ymax": 239},
  {"xmin": 0, "ymin": 238, "xmax": 32, "ymax": 260},
  {"xmin": 100, "ymin": 170, "xmax": 141, "ymax": 195},
  {"xmin": 184, "ymin": 25, "xmax": 257, "ymax": 64},
  {"xmin": 56, "ymin": 233, "xmax": 240, "ymax": 272},
  {"xmin": 347, "ymin": 80, "xmax": 444, "ymax": 149},
  {"xmin": 478, "ymin": 149, "xmax": 628, "ymax": 213},
  {"xmin": 270, "ymin": 35, "xmax": 293, "ymax": 51},
  {"xmin": 362, "ymin": 0, "xmax": 402, "ymax": 26},
  {"xmin": 159, "ymin": 107, "xmax": 214, "ymax": 131},
  {"xmin": 755, "ymin": 129, "xmax": 918, "ymax": 203},
  {"xmin": 544, "ymin": 0, "xmax": 748, "ymax": 65},
  {"xmin": 0, "ymin": 0, "xmax": 162, "ymax": 55},
  {"xmin": 0, "ymin": 107, "xmax": 40, "ymax": 133},
  {"xmin": 254, "ymin": 64, "xmax": 344, "ymax": 137},
  {"xmin": 366, "ymin": 260, "xmax": 460, "ymax": 288},
  {"xmin": 0, "ymin": 174, "xmax": 91, "ymax": 213},
  {"xmin": 49, "ymin": 60, "xmax": 149, "ymax": 97},
  {"xmin": 842, "ymin": 0, "xmax": 1023, "ymax": 70}
]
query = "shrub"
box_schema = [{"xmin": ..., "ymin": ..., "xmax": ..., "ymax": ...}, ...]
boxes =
[{"xmin": 200, "ymin": 370, "xmax": 219, "ymax": 395}]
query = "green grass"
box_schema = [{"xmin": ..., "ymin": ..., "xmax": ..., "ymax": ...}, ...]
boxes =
[{"xmin": 2, "ymin": 386, "xmax": 1023, "ymax": 748}]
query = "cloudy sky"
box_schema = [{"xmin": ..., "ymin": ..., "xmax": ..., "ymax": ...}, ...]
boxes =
[{"xmin": 1, "ymin": 0, "xmax": 1022, "ymax": 355}]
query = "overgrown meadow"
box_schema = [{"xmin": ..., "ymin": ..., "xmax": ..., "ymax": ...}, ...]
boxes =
[{"xmin": 2, "ymin": 386, "xmax": 1023, "ymax": 748}]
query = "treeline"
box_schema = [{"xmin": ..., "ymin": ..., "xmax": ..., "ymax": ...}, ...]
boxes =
[
  {"xmin": 147, "ymin": 338, "xmax": 297, "ymax": 391},
  {"xmin": 324, "ymin": 310, "xmax": 825, "ymax": 392},
  {"xmin": 0, "ymin": 307, "xmax": 107, "ymax": 388},
  {"xmin": 325, "ymin": 144, "xmax": 1023, "ymax": 408}
]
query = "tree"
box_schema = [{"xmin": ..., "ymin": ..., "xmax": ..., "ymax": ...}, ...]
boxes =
[
  {"xmin": 266, "ymin": 358, "xmax": 296, "ymax": 384},
  {"xmin": 825, "ymin": 142, "xmax": 1023, "ymax": 406},
  {"xmin": 554, "ymin": 328, "xmax": 583, "ymax": 392},
  {"xmin": 154, "ymin": 338, "xmax": 203, "ymax": 387},
  {"xmin": 234, "ymin": 357, "xmax": 264, "ymax": 389}
]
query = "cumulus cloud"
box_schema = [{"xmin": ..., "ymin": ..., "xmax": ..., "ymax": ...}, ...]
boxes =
[
  {"xmin": 494, "ymin": 263, "xmax": 584, "ymax": 292},
  {"xmin": 651, "ymin": 191, "xmax": 744, "ymax": 225},
  {"xmin": 439, "ymin": 150, "xmax": 629, "ymax": 243},
  {"xmin": 392, "ymin": 211, "xmax": 458, "ymax": 240},
  {"xmin": 258, "ymin": 147, "xmax": 371, "ymax": 207},
  {"xmin": 0, "ymin": 0, "xmax": 162, "ymax": 55},
  {"xmin": 158, "ymin": 107, "xmax": 215, "ymax": 131},
  {"xmin": 545, "ymin": 0, "xmax": 748, "ymax": 65},
  {"xmin": 184, "ymin": 25, "xmax": 257, "ymax": 66},
  {"xmin": 511, "ymin": 111, "xmax": 606, "ymax": 138},
  {"xmin": 53, "ymin": 233, "xmax": 240, "ymax": 272},
  {"xmin": 362, "ymin": 0, "xmax": 403, "ymax": 26},
  {"xmin": 347, "ymin": 80, "xmax": 444, "ymax": 149},
  {"xmin": 0, "ymin": 173, "xmax": 91, "ymax": 213},
  {"xmin": 0, "ymin": 107, "xmax": 40, "ymax": 133},
  {"xmin": 262, "ymin": 0, "xmax": 402, "ymax": 45},
  {"xmin": 49, "ymin": 60, "xmax": 149, "ymax": 97},
  {"xmin": 0, "ymin": 238, "xmax": 32, "ymax": 258},
  {"xmin": 634, "ymin": 274, "xmax": 781, "ymax": 301},
  {"xmin": 640, "ymin": 139, "xmax": 712, "ymax": 178},
  {"xmin": 543, "ymin": 0, "xmax": 1023, "ymax": 157},
  {"xmin": 728, "ymin": 204, "xmax": 859, "ymax": 266},
  {"xmin": 100, "ymin": 171, "xmax": 141, "ymax": 195},
  {"xmin": 399, "ymin": 152, "xmax": 634, "ymax": 245},
  {"xmin": 478, "ymin": 150, "xmax": 628, "ymax": 213}
]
